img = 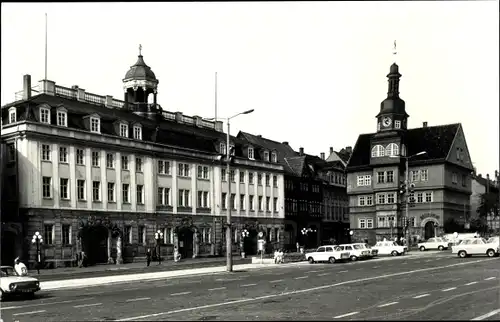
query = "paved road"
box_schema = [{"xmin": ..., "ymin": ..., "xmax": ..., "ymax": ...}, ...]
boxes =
[{"xmin": 1, "ymin": 253, "xmax": 498, "ymax": 321}]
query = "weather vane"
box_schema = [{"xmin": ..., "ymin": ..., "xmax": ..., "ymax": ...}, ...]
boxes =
[
  {"xmin": 139, "ymin": 44, "xmax": 142, "ymax": 56},
  {"xmin": 393, "ymin": 40, "xmax": 397, "ymax": 62}
]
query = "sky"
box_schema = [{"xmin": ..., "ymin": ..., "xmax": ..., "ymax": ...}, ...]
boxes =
[{"xmin": 1, "ymin": 2, "xmax": 499, "ymax": 177}]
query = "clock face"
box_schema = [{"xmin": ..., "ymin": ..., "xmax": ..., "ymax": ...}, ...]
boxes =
[{"xmin": 382, "ymin": 117, "xmax": 392, "ymax": 127}]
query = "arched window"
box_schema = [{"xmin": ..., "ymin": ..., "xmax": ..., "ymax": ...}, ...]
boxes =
[
  {"xmin": 371, "ymin": 145, "xmax": 385, "ymax": 157},
  {"xmin": 386, "ymin": 143, "xmax": 399, "ymax": 157}
]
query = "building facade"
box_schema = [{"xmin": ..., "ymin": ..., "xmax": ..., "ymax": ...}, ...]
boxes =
[
  {"xmin": 1, "ymin": 53, "xmax": 286, "ymax": 267},
  {"xmin": 470, "ymin": 172, "xmax": 500, "ymax": 232},
  {"xmin": 346, "ymin": 62, "xmax": 474, "ymax": 245}
]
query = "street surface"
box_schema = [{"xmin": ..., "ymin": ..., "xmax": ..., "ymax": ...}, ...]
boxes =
[{"xmin": 0, "ymin": 253, "xmax": 498, "ymax": 321}]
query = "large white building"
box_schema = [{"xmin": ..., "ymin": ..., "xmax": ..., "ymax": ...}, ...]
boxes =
[{"xmin": 1, "ymin": 52, "xmax": 285, "ymax": 267}]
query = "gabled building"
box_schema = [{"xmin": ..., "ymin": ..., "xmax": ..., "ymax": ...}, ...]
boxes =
[
  {"xmin": 1, "ymin": 51, "xmax": 286, "ymax": 267},
  {"xmin": 346, "ymin": 62, "xmax": 474, "ymax": 245},
  {"xmin": 470, "ymin": 171, "xmax": 499, "ymax": 232}
]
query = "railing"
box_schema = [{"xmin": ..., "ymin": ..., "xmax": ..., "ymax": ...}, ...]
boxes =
[
  {"xmin": 200, "ymin": 120, "xmax": 215, "ymax": 129},
  {"xmin": 55, "ymin": 85, "xmax": 77, "ymax": 99},
  {"xmin": 182, "ymin": 116, "xmax": 195, "ymax": 125},
  {"xmin": 84, "ymin": 92, "xmax": 106, "ymax": 105},
  {"xmin": 162, "ymin": 111, "xmax": 176, "ymax": 120},
  {"xmin": 111, "ymin": 99, "xmax": 125, "ymax": 108}
]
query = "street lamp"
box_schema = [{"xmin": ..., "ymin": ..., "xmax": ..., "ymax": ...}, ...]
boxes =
[
  {"xmin": 205, "ymin": 108, "xmax": 255, "ymax": 272},
  {"xmin": 31, "ymin": 231, "xmax": 43, "ymax": 274},
  {"xmin": 154, "ymin": 230, "xmax": 164, "ymax": 265},
  {"xmin": 241, "ymin": 229, "xmax": 249, "ymax": 258},
  {"xmin": 390, "ymin": 150, "xmax": 427, "ymax": 251}
]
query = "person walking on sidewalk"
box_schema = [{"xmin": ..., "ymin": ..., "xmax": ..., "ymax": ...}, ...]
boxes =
[
  {"xmin": 14, "ymin": 257, "xmax": 28, "ymax": 276},
  {"xmin": 146, "ymin": 248, "xmax": 152, "ymax": 267}
]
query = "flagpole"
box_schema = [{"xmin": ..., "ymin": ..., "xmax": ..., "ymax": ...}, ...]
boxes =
[
  {"xmin": 215, "ymin": 72, "xmax": 218, "ymax": 122},
  {"xmin": 45, "ymin": 13, "xmax": 48, "ymax": 80}
]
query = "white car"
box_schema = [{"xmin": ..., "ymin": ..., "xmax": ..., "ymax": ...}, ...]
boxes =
[
  {"xmin": 338, "ymin": 244, "xmax": 373, "ymax": 261},
  {"xmin": 373, "ymin": 241, "xmax": 407, "ymax": 256},
  {"xmin": 451, "ymin": 238, "xmax": 500, "ymax": 258},
  {"xmin": 417, "ymin": 237, "xmax": 450, "ymax": 251},
  {"xmin": 0, "ymin": 266, "xmax": 41, "ymax": 300},
  {"xmin": 305, "ymin": 245, "xmax": 351, "ymax": 264}
]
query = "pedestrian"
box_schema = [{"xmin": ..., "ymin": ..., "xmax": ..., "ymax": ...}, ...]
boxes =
[
  {"xmin": 146, "ymin": 248, "xmax": 151, "ymax": 267},
  {"xmin": 14, "ymin": 257, "xmax": 28, "ymax": 276}
]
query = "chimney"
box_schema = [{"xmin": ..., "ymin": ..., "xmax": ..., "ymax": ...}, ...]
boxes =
[
  {"xmin": 486, "ymin": 174, "xmax": 490, "ymax": 193},
  {"xmin": 214, "ymin": 120, "xmax": 223, "ymax": 132},
  {"xmin": 423, "ymin": 121, "xmax": 428, "ymax": 127},
  {"xmin": 329, "ymin": 147, "xmax": 333, "ymax": 154},
  {"xmin": 175, "ymin": 112, "xmax": 183, "ymax": 122},
  {"xmin": 23, "ymin": 75, "xmax": 31, "ymax": 100},
  {"xmin": 320, "ymin": 152, "xmax": 325, "ymax": 160},
  {"xmin": 346, "ymin": 146, "xmax": 353, "ymax": 154},
  {"xmin": 299, "ymin": 147, "xmax": 304, "ymax": 156},
  {"xmin": 282, "ymin": 141, "xmax": 289, "ymax": 145}
]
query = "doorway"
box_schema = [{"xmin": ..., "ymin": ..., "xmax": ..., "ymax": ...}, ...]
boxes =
[
  {"xmin": 1, "ymin": 231, "xmax": 16, "ymax": 265},
  {"xmin": 243, "ymin": 229, "xmax": 258, "ymax": 255},
  {"xmin": 81, "ymin": 225, "xmax": 108, "ymax": 265},
  {"xmin": 424, "ymin": 221, "xmax": 436, "ymax": 240},
  {"xmin": 178, "ymin": 227, "xmax": 193, "ymax": 259}
]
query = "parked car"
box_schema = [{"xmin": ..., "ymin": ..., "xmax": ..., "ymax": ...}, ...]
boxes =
[
  {"xmin": 417, "ymin": 237, "xmax": 450, "ymax": 251},
  {"xmin": 451, "ymin": 238, "xmax": 500, "ymax": 258},
  {"xmin": 305, "ymin": 245, "xmax": 351, "ymax": 264},
  {"xmin": 0, "ymin": 266, "xmax": 41, "ymax": 300},
  {"xmin": 338, "ymin": 244, "xmax": 373, "ymax": 261},
  {"xmin": 373, "ymin": 241, "xmax": 407, "ymax": 256},
  {"xmin": 353, "ymin": 243, "xmax": 378, "ymax": 258}
]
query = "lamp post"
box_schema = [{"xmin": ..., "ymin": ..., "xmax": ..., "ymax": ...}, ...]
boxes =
[
  {"xmin": 31, "ymin": 231, "xmax": 43, "ymax": 274},
  {"xmin": 154, "ymin": 230, "xmax": 164, "ymax": 265},
  {"xmin": 205, "ymin": 108, "xmax": 255, "ymax": 272},
  {"xmin": 241, "ymin": 229, "xmax": 249, "ymax": 258},
  {"xmin": 390, "ymin": 151, "xmax": 427, "ymax": 251}
]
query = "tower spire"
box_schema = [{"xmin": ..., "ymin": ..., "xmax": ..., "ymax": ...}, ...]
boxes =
[
  {"xmin": 139, "ymin": 44, "xmax": 142, "ymax": 56},
  {"xmin": 392, "ymin": 40, "xmax": 397, "ymax": 63}
]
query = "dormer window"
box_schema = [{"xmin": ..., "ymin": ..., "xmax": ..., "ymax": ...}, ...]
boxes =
[
  {"xmin": 56, "ymin": 108, "xmax": 67, "ymax": 127},
  {"xmin": 133, "ymin": 125, "xmax": 142, "ymax": 140},
  {"xmin": 90, "ymin": 117, "xmax": 100, "ymax": 133},
  {"xmin": 40, "ymin": 107, "xmax": 50, "ymax": 124},
  {"xmin": 395, "ymin": 120, "xmax": 401, "ymax": 129},
  {"xmin": 248, "ymin": 147, "xmax": 255, "ymax": 160},
  {"xmin": 220, "ymin": 142, "xmax": 226, "ymax": 155},
  {"xmin": 263, "ymin": 151, "xmax": 269, "ymax": 162},
  {"xmin": 371, "ymin": 145, "xmax": 385, "ymax": 157},
  {"xmin": 119, "ymin": 123, "xmax": 129, "ymax": 138},
  {"xmin": 271, "ymin": 152, "xmax": 277, "ymax": 163},
  {"xmin": 8, "ymin": 108, "xmax": 16, "ymax": 124}
]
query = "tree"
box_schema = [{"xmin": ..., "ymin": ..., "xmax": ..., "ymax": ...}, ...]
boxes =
[{"xmin": 477, "ymin": 192, "xmax": 499, "ymax": 219}]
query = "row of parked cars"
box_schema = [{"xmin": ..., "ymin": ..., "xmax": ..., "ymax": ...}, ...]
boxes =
[{"xmin": 417, "ymin": 235, "xmax": 500, "ymax": 258}]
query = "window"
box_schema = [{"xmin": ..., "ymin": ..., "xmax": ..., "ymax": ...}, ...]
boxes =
[
  {"xmin": 163, "ymin": 228, "xmax": 173, "ymax": 244},
  {"xmin": 249, "ymin": 195, "xmax": 255, "ymax": 211},
  {"xmin": 452, "ymin": 172, "xmax": 458, "ymax": 184},
  {"xmin": 387, "ymin": 193, "xmax": 395, "ymax": 203},
  {"xmin": 122, "ymin": 184, "xmax": 130, "ymax": 203},
  {"xmin": 264, "ymin": 151, "xmax": 269, "ymax": 161},
  {"xmin": 92, "ymin": 181, "xmax": 101, "ymax": 201},
  {"xmin": 456, "ymin": 147, "xmax": 460, "ymax": 161},
  {"xmin": 357, "ymin": 175, "xmax": 371, "ymax": 186},
  {"xmin": 425, "ymin": 192, "xmax": 433, "ymax": 203},
  {"xmin": 44, "ymin": 224, "xmax": 54, "ymax": 245},
  {"xmin": 178, "ymin": 189, "xmax": 190, "ymax": 207},
  {"xmin": 92, "ymin": 151, "xmax": 100, "ymax": 167},
  {"xmin": 418, "ymin": 169, "xmax": 428, "ymax": 181},
  {"xmin": 7, "ymin": 144, "xmax": 16, "ymax": 162},
  {"xmin": 230, "ymin": 170, "xmax": 236, "ymax": 183},
  {"xmin": 358, "ymin": 196, "xmax": 365, "ymax": 206},
  {"xmin": 62, "ymin": 224, "xmax": 71, "ymax": 245},
  {"xmin": 57, "ymin": 110, "xmax": 67, "ymax": 127},
  {"xmin": 60, "ymin": 178, "xmax": 69, "ymax": 199},
  {"xmin": 197, "ymin": 166, "xmax": 209, "ymax": 179},
  {"xmin": 76, "ymin": 149, "xmax": 84, "ymax": 165},
  {"xmin": 221, "ymin": 193, "xmax": 227, "ymax": 209},
  {"xmin": 106, "ymin": 153, "xmax": 115, "ymax": 168},
  {"xmin": 371, "ymin": 145, "xmax": 385, "ymax": 157},
  {"xmin": 178, "ymin": 163, "xmax": 190, "ymax": 177},
  {"xmin": 9, "ymin": 109, "xmax": 16, "ymax": 123},
  {"xmin": 359, "ymin": 219, "xmax": 366, "ymax": 229},
  {"xmin": 366, "ymin": 195, "xmax": 373, "ymax": 206},
  {"xmin": 239, "ymin": 171, "xmax": 245, "ymax": 183},
  {"xmin": 409, "ymin": 217, "xmax": 416, "ymax": 228},
  {"xmin": 377, "ymin": 193, "xmax": 386, "ymax": 204},
  {"xmin": 157, "ymin": 187, "xmax": 171, "ymax": 205},
  {"xmin": 136, "ymin": 185, "xmax": 144, "ymax": 204},
  {"xmin": 258, "ymin": 196, "xmax": 263, "ymax": 211},
  {"xmin": 273, "ymin": 197, "xmax": 278, "ymax": 212},
  {"xmin": 271, "ymin": 152, "xmax": 277, "ymax": 163},
  {"xmin": 221, "ymin": 169, "xmax": 227, "ymax": 181},
  {"xmin": 386, "ymin": 171, "xmax": 394, "ymax": 183},
  {"xmin": 240, "ymin": 194, "xmax": 245, "ymax": 210},
  {"xmin": 266, "ymin": 197, "xmax": 270, "ymax": 211},
  {"xmin": 90, "ymin": 117, "xmax": 100, "ymax": 133},
  {"xmin": 133, "ymin": 125, "xmax": 142, "ymax": 140},
  {"xmin": 59, "ymin": 146, "xmax": 68, "ymax": 163},
  {"xmin": 77, "ymin": 180, "xmax": 85, "ymax": 200},
  {"xmin": 461, "ymin": 174, "xmax": 466, "ymax": 187},
  {"xmin": 377, "ymin": 216, "xmax": 386, "ymax": 228},
  {"xmin": 386, "ymin": 143, "xmax": 399, "ymax": 157},
  {"xmin": 138, "ymin": 226, "xmax": 146, "ymax": 245},
  {"xmin": 367, "ymin": 218, "xmax": 374, "ymax": 228},
  {"xmin": 42, "ymin": 144, "xmax": 51, "ymax": 161},
  {"xmin": 136, "ymin": 157, "xmax": 143, "ymax": 172},
  {"xmin": 248, "ymin": 147, "xmax": 254, "ymax": 159},
  {"xmin": 119, "ymin": 124, "xmax": 128, "ymax": 137},
  {"xmin": 273, "ymin": 175, "xmax": 278, "ymax": 187},
  {"xmin": 377, "ymin": 122, "xmax": 381, "ymax": 131},
  {"xmin": 158, "ymin": 160, "xmax": 170, "ymax": 175},
  {"xmin": 108, "ymin": 183, "xmax": 115, "ymax": 202},
  {"xmin": 124, "ymin": 226, "xmax": 132, "ymax": 244},
  {"xmin": 42, "ymin": 177, "xmax": 52, "ymax": 198},
  {"xmin": 121, "ymin": 155, "xmax": 129, "ymax": 170},
  {"xmin": 265, "ymin": 174, "xmax": 270, "ymax": 186},
  {"xmin": 257, "ymin": 174, "xmax": 262, "ymax": 185},
  {"xmin": 395, "ymin": 120, "xmax": 401, "ymax": 129},
  {"xmin": 40, "ymin": 108, "xmax": 50, "ymax": 124},
  {"xmin": 197, "ymin": 191, "xmax": 210, "ymax": 208},
  {"xmin": 377, "ymin": 172, "xmax": 385, "ymax": 183},
  {"xmin": 230, "ymin": 194, "xmax": 236, "ymax": 210},
  {"xmin": 249, "ymin": 173, "xmax": 254, "ymax": 184},
  {"xmin": 411, "ymin": 170, "xmax": 420, "ymax": 182}
]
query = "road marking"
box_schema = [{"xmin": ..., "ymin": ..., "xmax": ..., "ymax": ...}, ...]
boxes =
[
  {"xmin": 378, "ymin": 301, "xmax": 399, "ymax": 308},
  {"xmin": 465, "ymin": 282, "xmax": 478, "ymax": 286},
  {"xmin": 372, "ymin": 266, "xmax": 380, "ymax": 269},
  {"xmin": 208, "ymin": 287, "xmax": 226, "ymax": 291},
  {"xmin": 215, "ymin": 278, "xmax": 240, "ymax": 282},
  {"xmin": 333, "ymin": 311, "xmax": 359, "ymax": 319},
  {"xmin": 12, "ymin": 310, "xmax": 46, "ymax": 316},
  {"xmin": 442, "ymin": 287, "xmax": 457, "ymax": 292},
  {"xmin": 425, "ymin": 260, "xmax": 433, "ymax": 262},
  {"xmin": 339, "ymin": 270, "xmax": 348, "ymax": 273},
  {"xmin": 269, "ymin": 279, "xmax": 284, "ymax": 283},
  {"xmin": 238, "ymin": 275, "xmax": 250, "ymax": 278},
  {"xmin": 74, "ymin": 303, "xmax": 102, "ymax": 308},
  {"xmin": 413, "ymin": 294, "xmax": 430, "ymax": 299},
  {"xmin": 116, "ymin": 258, "xmax": 496, "ymax": 321},
  {"xmin": 241, "ymin": 283, "xmax": 257, "ymax": 287},
  {"xmin": 308, "ymin": 270, "xmax": 322, "ymax": 273},
  {"xmin": 484, "ymin": 277, "xmax": 496, "ymax": 280},
  {"xmin": 471, "ymin": 309, "xmax": 500, "ymax": 320},
  {"xmin": 318, "ymin": 273, "xmax": 330, "ymax": 276},
  {"xmin": 126, "ymin": 297, "xmax": 151, "ymax": 302},
  {"xmin": 170, "ymin": 292, "xmax": 191, "ymax": 296},
  {"xmin": 124, "ymin": 287, "xmax": 139, "ymax": 291},
  {"xmin": 0, "ymin": 297, "xmax": 96, "ymax": 310},
  {"xmin": 294, "ymin": 276, "xmax": 308, "ymax": 280},
  {"xmin": 86, "ymin": 291, "xmax": 104, "ymax": 296}
]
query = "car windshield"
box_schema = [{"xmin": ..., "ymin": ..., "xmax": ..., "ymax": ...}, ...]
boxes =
[
  {"xmin": 487, "ymin": 237, "xmax": 499, "ymax": 243},
  {"xmin": 1, "ymin": 267, "xmax": 18, "ymax": 277},
  {"xmin": 353, "ymin": 244, "xmax": 363, "ymax": 250}
]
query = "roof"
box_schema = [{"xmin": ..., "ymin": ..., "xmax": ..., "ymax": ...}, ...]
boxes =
[
  {"xmin": 124, "ymin": 55, "xmax": 157, "ymax": 81},
  {"xmin": 347, "ymin": 123, "xmax": 461, "ymax": 170}
]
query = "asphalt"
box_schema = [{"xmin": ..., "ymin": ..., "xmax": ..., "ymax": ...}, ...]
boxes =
[{"xmin": 0, "ymin": 252, "xmax": 498, "ymax": 321}]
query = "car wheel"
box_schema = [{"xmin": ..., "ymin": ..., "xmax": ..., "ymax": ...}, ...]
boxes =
[
  {"xmin": 329, "ymin": 257, "xmax": 336, "ymax": 264},
  {"xmin": 419, "ymin": 246, "xmax": 425, "ymax": 251},
  {"xmin": 391, "ymin": 251, "xmax": 398, "ymax": 256},
  {"xmin": 458, "ymin": 250, "xmax": 467, "ymax": 258},
  {"xmin": 438, "ymin": 246, "xmax": 444, "ymax": 251},
  {"xmin": 308, "ymin": 257, "xmax": 315, "ymax": 264},
  {"xmin": 350, "ymin": 255, "xmax": 358, "ymax": 262},
  {"xmin": 486, "ymin": 249, "xmax": 496, "ymax": 257}
]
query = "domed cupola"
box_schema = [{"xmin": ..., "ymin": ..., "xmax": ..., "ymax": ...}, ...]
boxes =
[{"xmin": 124, "ymin": 55, "xmax": 157, "ymax": 81}]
